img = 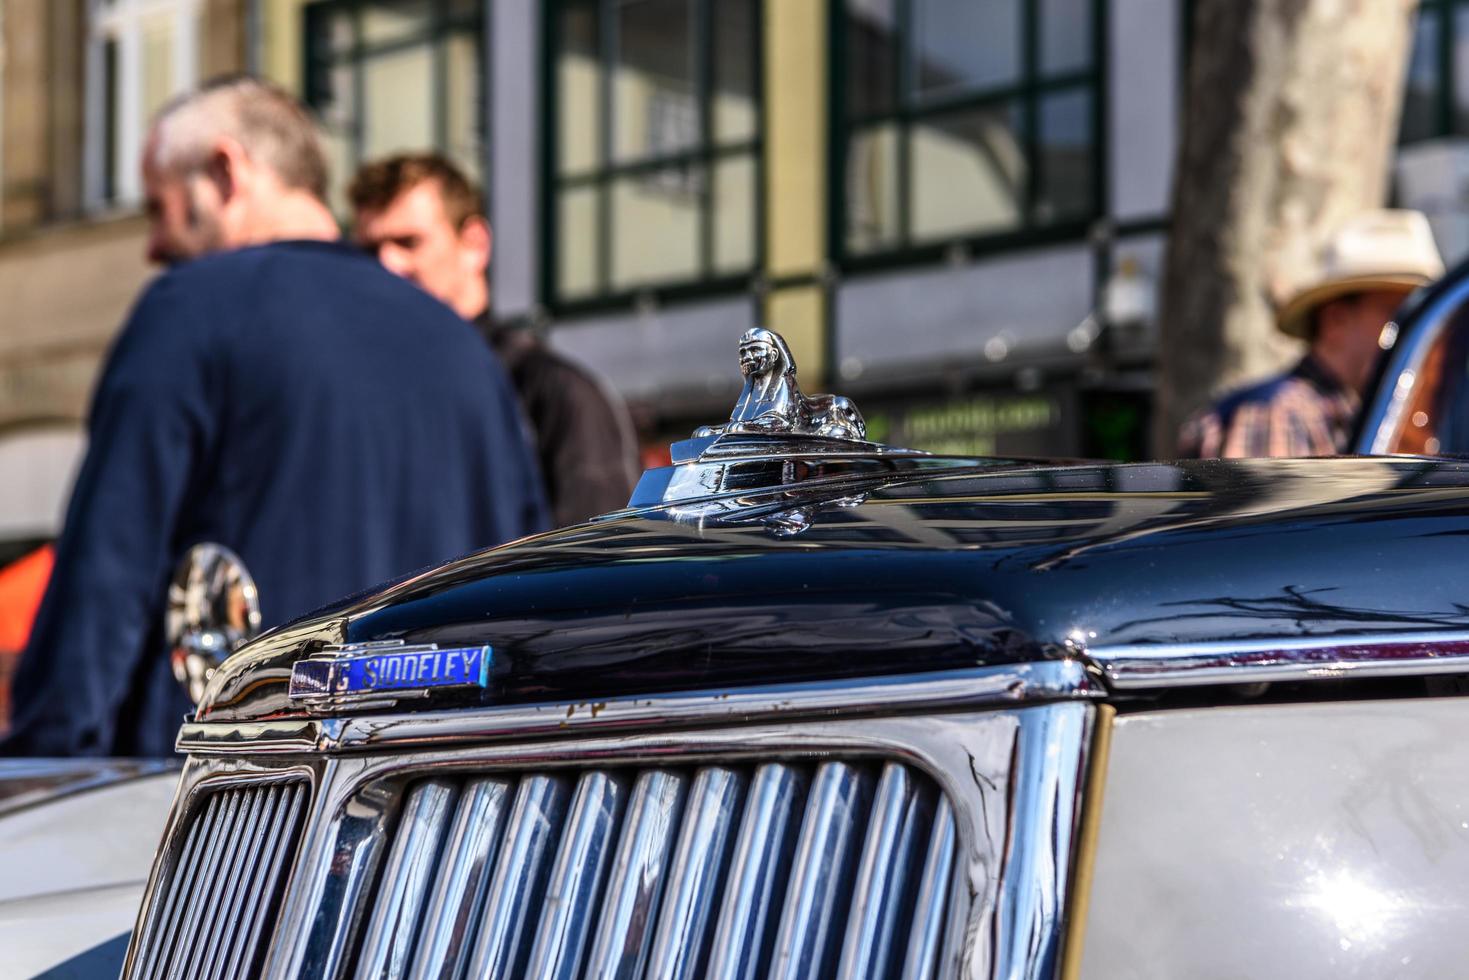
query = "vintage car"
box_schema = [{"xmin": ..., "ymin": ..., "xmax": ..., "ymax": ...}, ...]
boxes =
[{"xmin": 66, "ymin": 306, "xmax": 1469, "ymax": 979}]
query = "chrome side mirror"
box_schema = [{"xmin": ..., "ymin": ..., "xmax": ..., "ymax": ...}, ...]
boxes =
[{"xmin": 166, "ymin": 543, "xmax": 261, "ymax": 704}]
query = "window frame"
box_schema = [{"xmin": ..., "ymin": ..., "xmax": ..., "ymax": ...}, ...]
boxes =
[
  {"xmin": 1400, "ymin": 0, "xmax": 1469, "ymax": 145},
  {"xmin": 301, "ymin": 0, "xmax": 485, "ymax": 192},
  {"xmin": 84, "ymin": 0, "xmax": 203, "ymax": 210},
  {"xmin": 827, "ymin": 0, "xmax": 1108, "ymax": 275},
  {"xmin": 539, "ymin": 0, "xmax": 766, "ymax": 318}
]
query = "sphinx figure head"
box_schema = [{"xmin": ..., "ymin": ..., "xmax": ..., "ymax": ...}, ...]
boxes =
[
  {"xmin": 737, "ymin": 327, "xmax": 794, "ymax": 382},
  {"xmin": 703, "ymin": 326, "xmax": 863, "ymax": 440}
]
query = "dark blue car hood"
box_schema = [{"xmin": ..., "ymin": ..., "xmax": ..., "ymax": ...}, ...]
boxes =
[{"xmin": 196, "ymin": 455, "xmax": 1469, "ymax": 722}]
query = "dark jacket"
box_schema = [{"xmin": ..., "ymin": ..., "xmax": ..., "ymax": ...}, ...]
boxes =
[
  {"xmin": 3, "ymin": 241, "xmax": 549, "ymax": 757},
  {"xmin": 477, "ymin": 315, "xmax": 639, "ymax": 526}
]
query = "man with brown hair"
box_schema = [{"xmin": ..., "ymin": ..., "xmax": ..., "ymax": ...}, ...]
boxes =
[
  {"xmin": 351, "ymin": 154, "xmax": 638, "ymax": 526},
  {"xmin": 3, "ymin": 80, "xmax": 547, "ymax": 757}
]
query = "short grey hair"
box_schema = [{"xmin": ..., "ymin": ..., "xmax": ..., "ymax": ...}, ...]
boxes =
[{"xmin": 151, "ymin": 76, "xmax": 329, "ymax": 200}]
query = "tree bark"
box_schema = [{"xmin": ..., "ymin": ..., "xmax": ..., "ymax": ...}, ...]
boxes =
[{"xmin": 1154, "ymin": 0, "xmax": 1418, "ymax": 453}]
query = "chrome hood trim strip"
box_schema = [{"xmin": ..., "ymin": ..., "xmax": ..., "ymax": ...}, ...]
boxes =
[
  {"xmin": 1093, "ymin": 630, "xmax": 1469, "ymax": 689},
  {"xmin": 176, "ymin": 661, "xmax": 1099, "ymax": 754}
]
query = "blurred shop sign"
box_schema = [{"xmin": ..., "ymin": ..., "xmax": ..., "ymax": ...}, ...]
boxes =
[{"xmin": 864, "ymin": 389, "xmax": 1076, "ymax": 457}]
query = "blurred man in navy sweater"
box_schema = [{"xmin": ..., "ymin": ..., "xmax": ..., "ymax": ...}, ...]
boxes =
[{"xmin": 1, "ymin": 77, "xmax": 548, "ymax": 757}]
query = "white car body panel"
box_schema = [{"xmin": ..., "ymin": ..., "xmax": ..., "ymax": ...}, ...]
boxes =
[
  {"xmin": 0, "ymin": 770, "xmax": 178, "ymax": 978},
  {"xmin": 1081, "ymin": 699, "xmax": 1469, "ymax": 978}
]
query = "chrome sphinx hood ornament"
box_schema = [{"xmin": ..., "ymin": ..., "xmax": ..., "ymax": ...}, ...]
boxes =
[
  {"xmin": 696, "ymin": 327, "xmax": 866, "ymax": 441},
  {"xmin": 624, "ymin": 327, "xmax": 945, "ymax": 511}
]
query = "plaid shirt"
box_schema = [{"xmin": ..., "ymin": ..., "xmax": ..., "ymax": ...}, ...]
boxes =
[{"xmin": 1177, "ymin": 356, "xmax": 1360, "ymax": 459}]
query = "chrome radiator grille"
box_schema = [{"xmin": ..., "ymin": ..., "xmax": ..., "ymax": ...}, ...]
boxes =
[
  {"xmin": 354, "ymin": 760, "xmax": 955, "ymax": 980},
  {"xmin": 128, "ymin": 780, "xmax": 308, "ymax": 980},
  {"xmin": 143, "ymin": 672, "xmax": 1097, "ymax": 979}
]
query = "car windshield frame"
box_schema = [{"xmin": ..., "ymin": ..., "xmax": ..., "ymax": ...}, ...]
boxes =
[{"xmin": 1355, "ymin": 254, "xmax": 1469, "ymax": 454}]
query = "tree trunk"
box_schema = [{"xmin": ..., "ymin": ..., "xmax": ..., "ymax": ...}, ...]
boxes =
[{"xmin": 1154, "ymin": 0, "xmax": 1417, "ymax": 454}]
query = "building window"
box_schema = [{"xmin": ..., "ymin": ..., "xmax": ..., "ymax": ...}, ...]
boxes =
[
  {"xmin": 86, "ymin": 0, "xmax": 203, "ymax": 208},
  {"xmin": 1400, "ymin": 0, "xmax": 1469, "ymax": 144},
  {"xmin": 545, "ymin": 0, "xmax": 763, "ymax": 311},
  {"xmin": 303, "ymin": 0, "xmax": 484, "ymax": 208},
  {"xmin": 835, "ymin": 0, "xmax": 1103, "ymax": 265}
]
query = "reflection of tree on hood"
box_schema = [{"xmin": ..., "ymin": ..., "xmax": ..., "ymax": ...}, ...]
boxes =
[{"xmin": 1109, "ymin": 583, "xmax": 1469, "ymax": 637}]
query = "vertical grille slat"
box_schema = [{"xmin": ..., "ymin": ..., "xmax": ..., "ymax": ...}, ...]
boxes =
[
  {"xmin": 643, "ymin": 766, "xmax": 748, "ymax": 980},
  {"xmin": 129, "ymin": 780, "xmax": 307, "ymax": 980},
  {"xmin": 170, "ymin": 787, "xmax": 248, "ymax": 978},
  {"xmin": 135, "ymin": 792, "xmax": 218, "ymax": 979},
  {"xmin": 229, "ymin": 782, "xmax": 307, "ymax": 978},
  {"xmin": 405, "ymin": 777, "xmax": 515, "ymax": 980},
  {"xmin": 836, "ymin": 762, "xmax": 937, "ymax": 980},
  {"xmin": 704, "ymin": 763, "xmax": 811, "ymax": 980},
  {"xmin": 582, "ymin": 769, "xmax": 688, "ymax": 980},
  {"xmin": 899, "ymin": 797, "xmax": 958, "ymax": 980},
  {"xmin": 768, "ymin": 762, "xmax": 877, "ymax": 980},
  {"xmin": 522, "ymin": 770, "xmax": 630, "ymax": 980},
  {"xmin": 216, "ymin": 784, "xmax": 286, "ymax": 980},
  {"xmin": 354, "ymin": 779, "xmax": 459, "ymax": 979},
  {"xmin": 195, "ymin": 784, "xmax": 271, "ymax": 980},
  {"xmin": 464, "ymin": 774, "xmax": 573, "ymax": 977}
]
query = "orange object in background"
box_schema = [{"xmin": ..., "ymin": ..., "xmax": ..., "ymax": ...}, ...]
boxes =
[
  {"xmin": 0, "ymin": 545, "xmax": 53, "ymax": 651},
  {"xmin": 0, "ymin": 544, "xmax": 54, "ymax": 731}
]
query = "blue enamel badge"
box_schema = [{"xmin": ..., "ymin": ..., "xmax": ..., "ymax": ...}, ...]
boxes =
[{"xmin": 288, "ymin": 642, "xmax": 491, "ymax": 707}]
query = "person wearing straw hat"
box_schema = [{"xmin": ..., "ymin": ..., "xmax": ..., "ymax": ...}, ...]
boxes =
[{"xmin": 1178, "ymin": 209, "xmax": 1445, "ymax": 458}]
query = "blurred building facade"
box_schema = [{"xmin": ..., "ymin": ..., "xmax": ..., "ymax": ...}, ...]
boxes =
[
  {"xmin": 0, "ymin": 0, "xmax": 245, "ymax": 562},
  {"xmin": 505, "ymin": 0, "xmax": 1171, "ymax": 467},
  {"xmin": 4, "ymin": 0, "xmax": 1469, "ymax": 555}
]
